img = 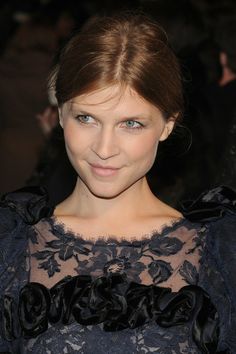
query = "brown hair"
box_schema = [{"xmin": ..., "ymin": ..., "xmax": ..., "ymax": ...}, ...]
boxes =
[{"xmin": 52, "ymin": 13, "xmax": 183, "ymax": 121}]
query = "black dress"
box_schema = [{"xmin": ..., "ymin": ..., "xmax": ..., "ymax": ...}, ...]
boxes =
[{"xmin": 0, "ymin": 186, "xmax": 235, "ymax": 353}]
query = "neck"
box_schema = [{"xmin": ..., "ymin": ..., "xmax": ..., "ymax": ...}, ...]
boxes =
[{"xmin": 62, "ymin": 177, "xmax": 159, "ymax": 221}]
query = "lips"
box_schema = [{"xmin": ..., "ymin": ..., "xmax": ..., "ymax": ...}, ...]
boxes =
[{"xmin": 89, "ymin": 163, "xmax": 120, "ymax": 177}]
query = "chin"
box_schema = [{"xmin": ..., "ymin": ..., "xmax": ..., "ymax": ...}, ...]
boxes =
[
  {"xmin": 85, "ymin": 176, "xmax": 144, "ymax": 200},
  {"xmin": 87, "ymin": 185, "xmax": 126, "ymax": 199},
  {"xmin": 81, "ymin": 176, "xmax": 134, "ymax": 199}
]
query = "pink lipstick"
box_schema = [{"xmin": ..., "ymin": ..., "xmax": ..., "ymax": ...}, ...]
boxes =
[{"xmin": 89, "ymin": 163, "xmax": 120, "ymax": 177}]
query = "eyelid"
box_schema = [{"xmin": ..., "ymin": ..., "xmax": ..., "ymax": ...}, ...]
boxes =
[
  {"xmin": 75, "ymin": 114, "xmax": 95, "ymax": 122},
  {"xmin": 75, "ymin": 113, "xmax": 93, "ymax": 118}
]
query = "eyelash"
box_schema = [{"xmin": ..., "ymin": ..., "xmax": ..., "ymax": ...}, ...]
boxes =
[{"xmin": 75, "ymin": 115, "xmax": 144, "ymax": 130}]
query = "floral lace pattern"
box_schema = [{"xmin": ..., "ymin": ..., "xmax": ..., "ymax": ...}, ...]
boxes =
[
  {"xmin": 22, "ymin": 320, "xmax": 201, "ymax": 354},
  {"xmin": 29, "ymin": 217, "xmax": 205, "ymax": 292},
  {"xmin": 10, "ymin": 217, "xmax": 206, "ymax": 354},
  {"xmin": 1, "ymin": 185, "xmax": 236, "ymax": 353}
]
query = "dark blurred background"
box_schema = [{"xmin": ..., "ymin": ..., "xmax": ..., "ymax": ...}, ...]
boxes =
[{"xmin": 0, "ymin": 0, "xmax": 236, "ymax": 207}]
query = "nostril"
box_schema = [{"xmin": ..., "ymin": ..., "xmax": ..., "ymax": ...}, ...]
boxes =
[{"xmin": 91, "ymin": 136, "xmax": 119, "ymax": 160}]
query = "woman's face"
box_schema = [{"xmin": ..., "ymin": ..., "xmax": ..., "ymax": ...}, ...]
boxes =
[{"xmin": 59, "ymin": 85, "xmax": 174, "ymax": 199}]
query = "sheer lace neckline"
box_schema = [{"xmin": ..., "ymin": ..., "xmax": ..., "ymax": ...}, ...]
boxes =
[{"xmin": 46, "ymin": 215, "xmax": 189, "ymax": 246}]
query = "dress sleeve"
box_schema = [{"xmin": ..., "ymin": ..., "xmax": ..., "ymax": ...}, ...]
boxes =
[
  {"xmin": 204, "ymin": 212, "xmax": 236, "ymax": 353},
  {"xmin": 182, "ymin": 186, "xmax": 236, "ymax": 353},
  {"xmin": 0, "ymin": 186, "xmax": 53, "ymax": 352},
  {"xmin": 0, "ymin": 204, "xmax": 23, "ymax": 352}
]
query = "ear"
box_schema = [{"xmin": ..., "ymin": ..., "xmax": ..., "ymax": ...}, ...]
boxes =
[
  {"xmin": 159, "ymin": 117, "xmax": 175, "ymax": 141},
  {"xmin": 219, "ymin": 52, "xmax": 228, "ymax": 68}
]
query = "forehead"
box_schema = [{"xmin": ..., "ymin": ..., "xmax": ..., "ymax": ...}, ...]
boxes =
[{"xmin": 67, "ymin": 85, "xmax": 162, "ymax": 118}]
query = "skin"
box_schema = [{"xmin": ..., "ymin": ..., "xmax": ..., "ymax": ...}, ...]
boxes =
[
  {"xmin": 55, "ymin": 85, "xmax": 182, "ymax": 240},
  {"xmin": 219, "ymin": 52, "xmax": 236, "ymax": 86}
]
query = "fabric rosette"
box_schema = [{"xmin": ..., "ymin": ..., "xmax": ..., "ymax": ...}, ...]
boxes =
[{"xmin": 2, "ymin": 273, "xmax": 219, "ymax": 353}]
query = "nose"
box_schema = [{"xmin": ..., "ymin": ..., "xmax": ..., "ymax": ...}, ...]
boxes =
[{"xmin": 91, "ymin": 126, "xmax": 120, "ymax": 160}]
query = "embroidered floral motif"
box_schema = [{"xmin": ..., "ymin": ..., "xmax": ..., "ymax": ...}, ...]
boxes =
[
  {"xmin": 32, "ymin": 222, "xmax": 91, "ymax": 277},
  {"xmin": 148, "ymin": 260, "xmax": 173, "ymax": 284},
  {"xmin": 179, "ymin": 260, "xmax": 198, "ymax": 285},
  {"xmin": 31, "ymin": 218, "xmax": 203, "ymax": 287},
  {"xmin": 0, "ymin": 186, "xmax": 235, "ymax": 353},
  {"xmin": 148, "ymin": 234, "xmax": 184, "ymax": 256}
]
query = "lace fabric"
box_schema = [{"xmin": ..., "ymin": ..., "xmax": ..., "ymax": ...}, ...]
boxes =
[
  {"xmin": 6, "ymin": 217, "xmax": 205, "ymax": 354},
  {"xmin": 0, "ymin": 185, "xmax": 235, "ymax": 353},
  {"xmin": 29, "ymin": 216, "xmax": 205, "ymax": 291},
  {"xmin": 13, "ymin": 216, "xmax": 207, "ymax": 354},
  {"xmin": 3, "ymin": 216, "xmax": 207, "ymax": 353}
]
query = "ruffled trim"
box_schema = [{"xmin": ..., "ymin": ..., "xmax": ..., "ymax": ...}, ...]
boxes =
[
  {"xmin": 2, "ymin": 273, "xmax": 220, "ymax": 354},
  {"xmin": 0, "ymin": 186, "xmax": 53, "ymax": 225},
  {"xmin": 181, "ymin": 186, "xmax": 236, "ymax": 222}
]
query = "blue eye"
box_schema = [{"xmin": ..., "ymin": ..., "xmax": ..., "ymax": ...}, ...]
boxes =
[
  {"xmin": 124, "ymin": 120, "xmax": 143, "ymax": 129},
  {"xmin": 75, "ymin": 115, "xmax": 94, "ymax": 124}
]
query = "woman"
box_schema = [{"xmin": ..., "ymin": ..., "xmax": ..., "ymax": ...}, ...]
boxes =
[{"xmin": 0, "ymin": 13, "xmax": 235, "ymax": 354}]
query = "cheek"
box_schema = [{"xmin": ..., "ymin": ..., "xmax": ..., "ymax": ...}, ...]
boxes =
[
  {"xmin": 63, "ymin": 124, "xmax": 89, "ymax": 155},
  {"xmin": 128, "ymin": 134, "xmax": 159, "ymax": 165}
]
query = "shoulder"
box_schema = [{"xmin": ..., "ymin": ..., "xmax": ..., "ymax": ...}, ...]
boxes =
[
  {"xmin": 181, "ymin": 186, "xmax": 236, "ymax": 265},
  {"xmin": 181, "ymin": 185, "xmax": 236, "ymax": 275},
  {"xmin": 181, "ymin": 186, "xmax": 236, "ymax": 351},
  {"xmin": 180, "ymin": 185, "xmax": 236, "ymax": 223},
  {"xmin": 181, "ymin": 185, "xmax": 236, "ymax": 294},
  {"xmin": 0, "ymin": 186, "xmax": 53, "ymax": 261},
  {"xmin": 0, "ymin": 185, "xmax": 53, "ymax": 225},
  {"xmin": 0, "ymin": 186, "xmax": 53, "ymax": 287},
  {"xmin": 0, "ymin": 187, "xmax": 53, "ymax": 348}
]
